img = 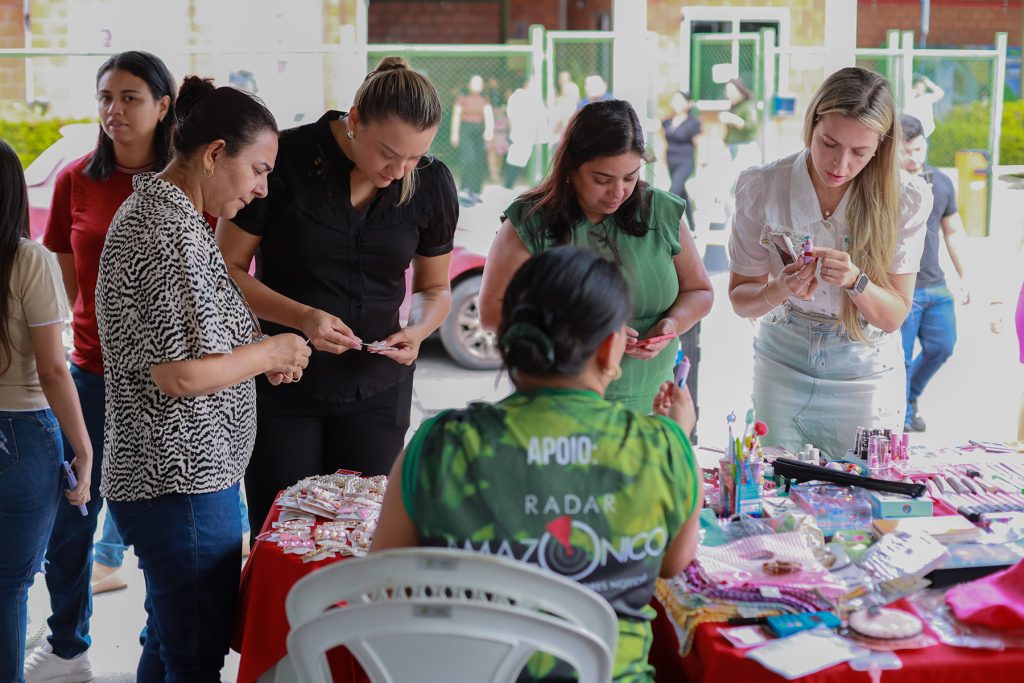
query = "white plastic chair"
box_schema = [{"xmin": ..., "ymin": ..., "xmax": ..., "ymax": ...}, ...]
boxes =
[
  {"xmin": 285, "ymin": 547, "xmax": 618, "ymax": 655},
  {"xmin": 286, "ymin": 599, "xmax": 612, "ymax": 683},
  {"xmin": 283, "ymin": 548, "xmax": 618, "ymax": 682}
]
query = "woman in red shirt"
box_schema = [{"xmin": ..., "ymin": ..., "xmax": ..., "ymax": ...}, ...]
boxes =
[{"xmin": 28, "ymin": 51, "xmax": 175, "ymax": 681}]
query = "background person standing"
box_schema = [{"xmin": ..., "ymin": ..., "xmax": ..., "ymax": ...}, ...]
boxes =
[
  {"xmin": 450, "ymin": 74, "xmax": 493, "ymax": 198},
  {"xmin": 662, "ymin": 90, "xmax": 701, "ymax": 229},
  {"xmin": 898, "ymin": 114, "xmax": 970, "ymax": 432}
]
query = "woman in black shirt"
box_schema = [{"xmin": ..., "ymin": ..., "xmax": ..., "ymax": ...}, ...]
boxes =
[{"xmin": 217, "ymin": 57, "xmax": 458, "ymax": 534}]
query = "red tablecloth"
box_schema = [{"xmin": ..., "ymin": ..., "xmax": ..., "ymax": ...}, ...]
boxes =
[
  {"xmin": 231, "ymin": 497, "xmax": 370, "ymax": 683},
  {"xmin": 231, "ymin": 493, "xmax": 682, "ymax": 682},
  {"xmin": 233, "ymin": 496, "xmax": 1024, "ymax": 683},
  {"xmin": 665, "ymin": 598, "xmax": 1024, "ymax": 683}
]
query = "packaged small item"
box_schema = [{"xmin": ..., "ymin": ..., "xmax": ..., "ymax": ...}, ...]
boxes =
[
  {"xmin": 789, "ymin": 484, "xmax": 871, "ymax": 537},
  {"xmin": 858, "ymin": 531, "xmax": 950, "ymax": 584},
  {"xmin": 840, "ymin": 608, "xmax": 937, "ymax": 652}
]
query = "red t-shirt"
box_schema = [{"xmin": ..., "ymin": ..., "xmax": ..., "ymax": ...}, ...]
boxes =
[
  {"xmin": 44, "ymin": 154, "xmax": 218, "ymax": 375},
  {"xmin": 43, "ymin": 154, "xmax": 134, "ymax": 376}
]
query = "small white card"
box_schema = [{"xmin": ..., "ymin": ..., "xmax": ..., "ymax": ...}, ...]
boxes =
[{"xmin": 746, "ymin": 627, "xmax": 861, "ymax": 679}]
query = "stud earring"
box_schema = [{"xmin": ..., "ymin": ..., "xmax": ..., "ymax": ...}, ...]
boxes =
[{"xmin": 347, "ymin": 130, "xmax": 355, "ymax": 140}]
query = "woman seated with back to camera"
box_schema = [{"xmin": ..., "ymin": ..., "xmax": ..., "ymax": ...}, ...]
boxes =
[{"xmin": 373, "ymin": 246, "xmax": 703, "ymax": 682}]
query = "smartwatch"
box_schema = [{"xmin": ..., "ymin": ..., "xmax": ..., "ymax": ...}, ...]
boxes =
[{"xmin": 846, "ymin": 271, "xmax": 870, "ymax": 297}]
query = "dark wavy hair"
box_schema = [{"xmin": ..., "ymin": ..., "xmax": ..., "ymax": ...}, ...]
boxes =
[
  {"xmin": 519, "ymin": 99, "xmax": 652, "ymax": 247},
  {"xmin": 0, "ymin": 139, "xmax": 31, "ymax": 373},
  {"xmin": 170, "ymin": 76, "xmax": 277, "ymax": 159},
  {"xmin": 499, "ymin": 246, "xmax": 631, "ymax": 378},
  {"xmin": 84, "ymin": 51, "xmax": 177, "ymax": 181}
]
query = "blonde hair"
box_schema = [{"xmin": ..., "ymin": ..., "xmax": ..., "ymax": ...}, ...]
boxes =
[
  {"xmin": 353, "ymin": 56, "xmax": 441, "ymax": 205},
  {"xmin": 803, "ymin": 67, "xmax": 902, "ymax": 341}
]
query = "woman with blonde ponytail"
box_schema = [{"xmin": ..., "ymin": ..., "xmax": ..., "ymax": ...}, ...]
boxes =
[
  {"xmin": 216, "ymin": 57, "xmax": 458, "ymax": 535},
  {"xmin": 727, "ymin": 67, "xmax": 931, "ymax": 458}
]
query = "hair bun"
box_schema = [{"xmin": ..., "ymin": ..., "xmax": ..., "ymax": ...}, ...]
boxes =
[
  {"xmin": 500, "ymin": 322, "xmax": 556, "ymax": 373},
  {"xmin": 175, "ymin": 76, "xmax": 216, "ymax": 122},
  {"xmin": 374, "ymin": 56, "xmax": 409, "ymax": 73}
]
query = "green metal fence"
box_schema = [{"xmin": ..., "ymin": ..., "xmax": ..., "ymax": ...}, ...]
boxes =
[
  {"xmin": 366, "ymin": 46, "xmax": 535, "ymax": 195},
  {"xmin": 690, "ymin": 33, "xmax": 762, "ymax": 102}
]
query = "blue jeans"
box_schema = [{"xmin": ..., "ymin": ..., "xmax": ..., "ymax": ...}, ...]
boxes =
[
  {"xmin": 0, "ymin": 410, "xmax": 63, "ymax": 683},
  {"xmin": 77, "ymin": 358, "xmax": 247, "ymax": 573},
  {"xmin": 95, "ymin": 485, "xmax": 249, "ymax": 568},
  {"xmin": 109, "ymin": 484, "xmax": 242, "ymax": 682},
  {"xmin": 44, "ymin": 364, "xmax": 104, "ymax": 658},
  {"xmin": 900, "ymin": 286, "xmax": 957, "ymax": 417},
  {"xmin": 94, "ymin": 508, "xmax": 126, "ymax": 568},
  {"xmin": 97, "ymin": 487, "xmax": 249, "ymax": 571}
]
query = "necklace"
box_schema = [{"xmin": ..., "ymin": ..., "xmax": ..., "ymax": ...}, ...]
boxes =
[{"xmin": 820, "ymin": 193, "xmax": 845, "ymax": 220}]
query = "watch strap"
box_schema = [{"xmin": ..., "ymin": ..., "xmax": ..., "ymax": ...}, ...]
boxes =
[{"xmin": 846, "ymin": 271, "xmax": 870, "ymax": 296}]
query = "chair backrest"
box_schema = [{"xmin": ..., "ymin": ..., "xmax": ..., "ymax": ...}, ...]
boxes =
[
  {"xmin": 286, "ymin": 599, "xmax": 613, "ymax": 683},
  {"xmin": 285, "ymin": 547, "xmax": 618, "ymax": 656}
]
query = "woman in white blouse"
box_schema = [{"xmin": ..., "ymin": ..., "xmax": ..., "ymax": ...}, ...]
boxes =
[{"xmin": 727, "ymin": 67, "xmax": 931, "ymax": 459}]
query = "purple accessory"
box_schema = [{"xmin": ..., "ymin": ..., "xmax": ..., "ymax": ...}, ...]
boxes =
[
  {"xmin": 675, "ymin": 354, "xmax": 691, "ymax": 388},
  {"xmin": 61, "ymin": 462, "xmax": 88, "ymax": 517}
]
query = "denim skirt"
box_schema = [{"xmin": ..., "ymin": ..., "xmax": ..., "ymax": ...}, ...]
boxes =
[{"xmin": 752, "ymin": 305, "xmax": 905, "ymax": 459}]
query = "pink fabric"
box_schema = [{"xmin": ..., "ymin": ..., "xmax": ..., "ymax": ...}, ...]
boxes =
[
  {"xmin": 697, "ymin": 532, "xmax": 848, "ymax": 598},
  {"xmin": 946, "ymin": 559, "xmax": 1024, "ymax": 630},
  {"xmin": 1015, "ymin": 280, "xmax": 1024, "ymax": 364}
]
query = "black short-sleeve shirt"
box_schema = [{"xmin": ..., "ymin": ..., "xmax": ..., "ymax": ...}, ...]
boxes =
[{"xmin": 232, "ymin": 111, "xmax": 458, "ymax": 404}]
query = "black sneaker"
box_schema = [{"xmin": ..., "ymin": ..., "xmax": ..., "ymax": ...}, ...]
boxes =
[{"xmin": 905, "ymin": 400, "xmax": 927, "ymax": 432}]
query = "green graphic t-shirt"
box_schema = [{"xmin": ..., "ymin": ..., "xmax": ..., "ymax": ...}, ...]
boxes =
[
  {"xmin": 504, "ymin": 189, "xmax": 685, "ymax": 414},
  {"xmin": 402, "ymin": 388, "xmax": 700, "ymax": 681}
]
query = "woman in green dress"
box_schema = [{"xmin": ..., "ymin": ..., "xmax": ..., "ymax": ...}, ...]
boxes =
[{"xmin": 479, "ymin": 99, "xmax": 713, "ymax": 413}]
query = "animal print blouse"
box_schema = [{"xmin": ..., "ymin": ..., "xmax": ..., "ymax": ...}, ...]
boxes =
[{"xmin": 96, "ymin": 173, "xmax": 257, "ymax": 501}]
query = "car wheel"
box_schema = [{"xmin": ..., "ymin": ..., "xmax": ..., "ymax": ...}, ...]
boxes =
[{"xmin": 440, "ymin": 275, "xmax": 501, "ymax": 370}]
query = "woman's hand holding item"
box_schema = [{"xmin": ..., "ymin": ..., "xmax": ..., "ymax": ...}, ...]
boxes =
[
  {"xmin": 774, "ymin": 259, "xmax": 820, "ymax": 302},
  {"xmin": 66, "ymin": 456, "xmax": 92, "ymax": 506},
  {"xmin": 625, "ymin": 317, "xmax": 678, "ymax": 360},
  {"xmin": 300, "ymin": 307, "xmax": 362, "ymax": 354},
  {"xmin": 369, "ymin": 327, "xmax": 423, "ymax": 366},
  {"xmin": 813, "ymin": 247, "xmax": 860, "ymax": 289},
  {"xmin": 652, "ymin": 381, "xmax": 696, "ymax": 435},
  {"xmin": 264, "ymin": 333, "xmax": 312, "ymax": 384}
]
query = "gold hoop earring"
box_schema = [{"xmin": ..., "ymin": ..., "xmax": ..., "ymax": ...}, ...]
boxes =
[
  {"xmin": 605, "ymin": 365, "xmax": 622, "ymax": 381},
  {"xmin": 347, "ymin": 129, "xmax": 355, "ymax": 140},
  {"xmin": 204, "ymin": 166, "xmax": 213, "ymax": 178}
]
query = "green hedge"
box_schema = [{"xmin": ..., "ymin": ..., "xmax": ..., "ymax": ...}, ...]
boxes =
[
  {"xmin": 0, "ymin": 117, "xmax": 94, "ymax": 169},
  {"xmin": 929, "ymin": 99, "xmax": 1024, "ymax": 166}
]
